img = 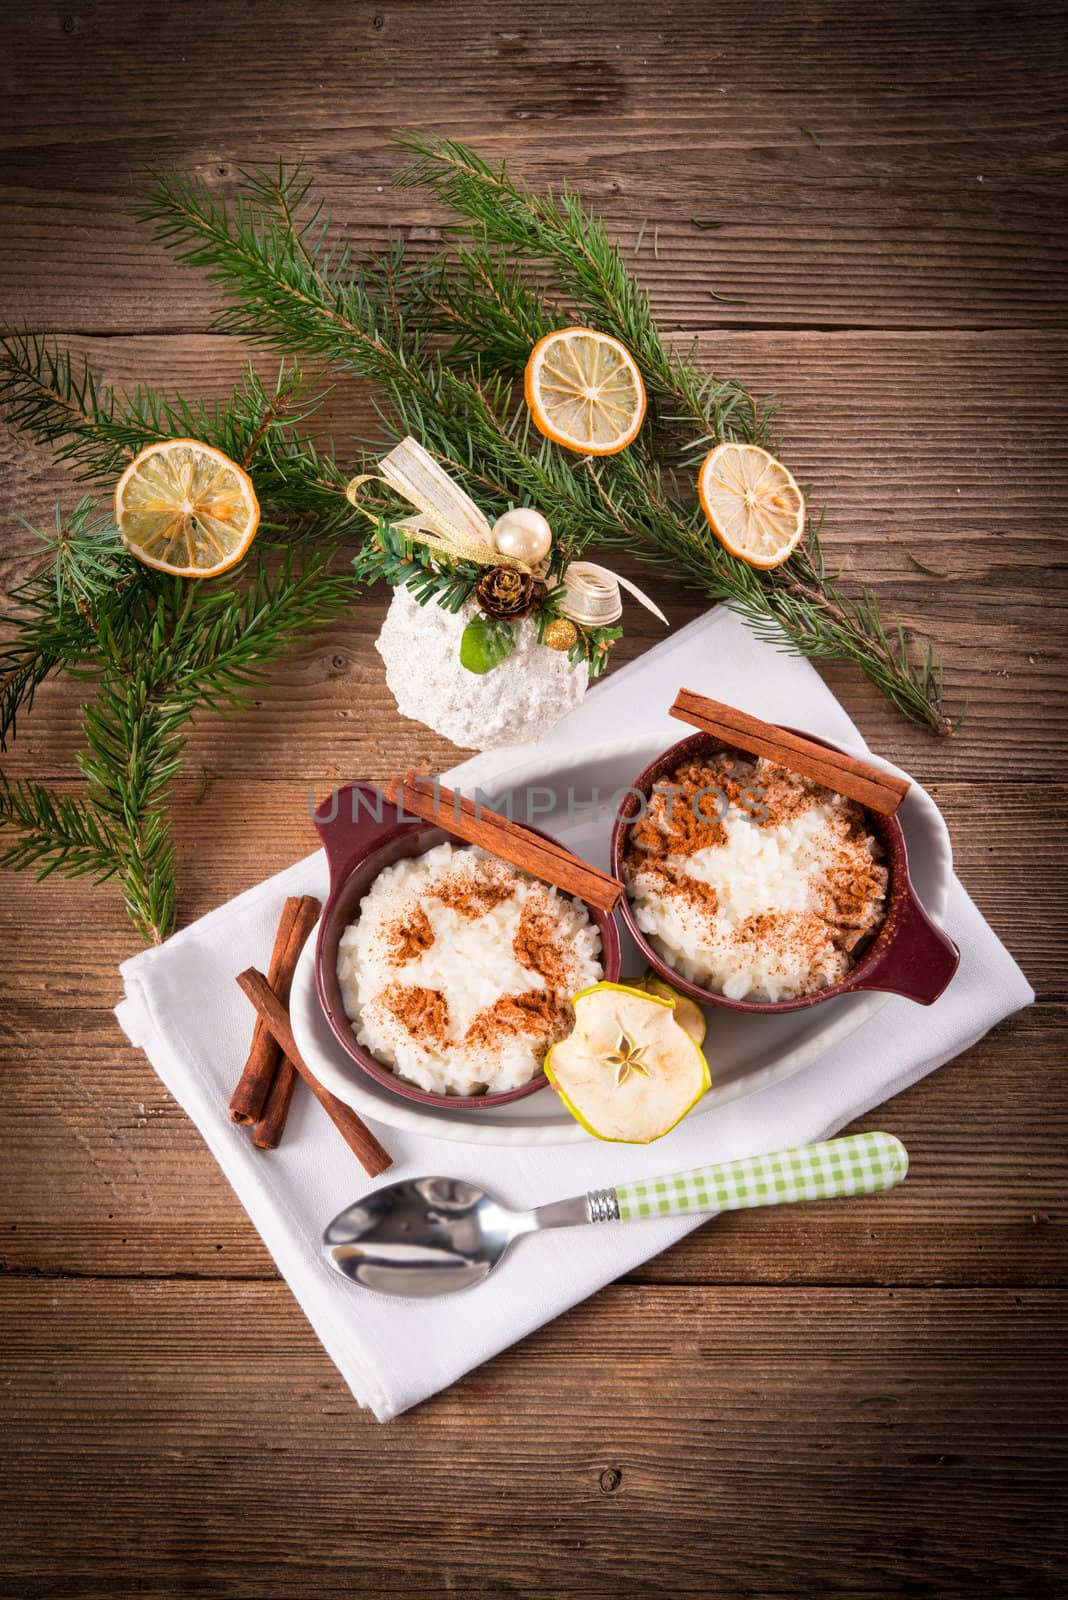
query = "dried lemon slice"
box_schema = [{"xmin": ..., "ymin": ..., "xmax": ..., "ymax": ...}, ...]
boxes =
[
  {"xmin": 698, "ymin": 441, "xmax": 805, "ymax": 569},
  {"xmin": 115, "ymin": 438, "xmax": 260, "ymax": 577},
  {"xmin": 545, "ymin": 981, "xmax": 709, "ymax": 1144},
  {"xmin": 524, "ymin": 327, "xmax": 646, "ymax": 455}
]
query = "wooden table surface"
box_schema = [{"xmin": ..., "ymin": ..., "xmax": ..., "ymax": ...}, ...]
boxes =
[{"xmin": 2, "ymin": 4, "xmax": 1065, "ymax": 1596}]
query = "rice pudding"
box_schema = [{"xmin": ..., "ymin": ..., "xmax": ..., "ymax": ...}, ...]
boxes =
[
  {"xmin": 623, "ymin": 753, "xmax": 887, "ymax": 1003},
  {"xmin": 337, "ymin": 842, "xmax": 603, "ymax": 1096}
]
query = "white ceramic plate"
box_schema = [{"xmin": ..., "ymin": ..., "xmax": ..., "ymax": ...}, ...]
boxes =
[{"xmin": 289, "ymin": 732, "xmax": 954, "ymax": 1146}]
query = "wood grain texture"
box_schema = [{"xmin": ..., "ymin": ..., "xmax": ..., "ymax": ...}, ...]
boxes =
[
  {"xmin": 0, "ymin": 1281, "xmax": 1064, "ymax": 1599},
  {"xmin": 3, "ymin": 3, "xmax": 1067, "ymax": 333},
  {"xmin": 1, "ymin": 1, "xmax": 1066, "ymax": 1596}
]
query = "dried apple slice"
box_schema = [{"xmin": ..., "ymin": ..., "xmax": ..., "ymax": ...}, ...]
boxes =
[
  {"xmin": 545, "ymin": 981, "xmax": 709, "ymax": 1143},
  {"xmin": 634, "ymin": 970, "xmax": 707, "ymax": 1047}
]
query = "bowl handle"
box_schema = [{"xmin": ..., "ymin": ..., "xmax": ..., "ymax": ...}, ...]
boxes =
[
  {"xmin": 314, "ymin": 782, "xmax": 397, "ymax": 892},
  {"xmin": 854, "ymin": 885, "xmax": 960, "ymax": 1005}
]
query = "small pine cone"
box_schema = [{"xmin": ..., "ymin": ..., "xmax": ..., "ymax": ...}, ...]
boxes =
[{"xmin": 476, "ymin": 565, "xmax": 541, "ymax": 621}]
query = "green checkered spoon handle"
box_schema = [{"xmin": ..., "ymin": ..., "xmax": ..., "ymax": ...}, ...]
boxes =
[{"xmin": 583, "ymin": 1132, "xmax": 908, "ymax": 1224}]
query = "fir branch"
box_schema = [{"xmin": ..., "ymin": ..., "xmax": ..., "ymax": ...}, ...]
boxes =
[
  {"xmin": 0, "ymin": 499, "xmax": 141, "ymax": 749},
  {"xmin": 0, "ymin": 330, "xmax": 353, "ymax": 533},
  {"xmin": 0, "ymin": 776, "xmax": 123, "ymax": 883},
  {"xmin": 590, "ymin": 448, "xmax": 949, "ymax": 731},
  {"xmin": 393, "ymin": 130, "xmax": 771, "ymax": 447},
  {"xmin": 353, "ymin": 521, "xmax": 480, "ymax": 613},
  {"xmin": 78, "ymin": 550, "xmax": 351, "ymax": 941},
  {"xmin": 25, "ymin": 497, "xmax": 131, "ymax": 608},
  {"xmin": 137, "ymin": 164, "xmax": 427, "ymax": 386},
  {"xmin": 1, "ymin": 518, "xmax": 352, "ymax": 938},
  {"xmin": 392, "ymin": 136, "xmax": 952, "ymax": 731},
  {"xmin": 0, "ymin": 221, "xmax": 360, "ymax": 940},
  {"xmin": 166, "ymin": 549, "xmax": 353, "ymax": 706},
  {"xmin": 0, "ymin": 330, "xmax": 140, "ymax": 479},
  {"xmin": 79, "ymin": 634, "xmax": 185, "ymax": 943},
  {"xmin": 0, "ymin": 649, "xmax": 56, "ymax": 751}
]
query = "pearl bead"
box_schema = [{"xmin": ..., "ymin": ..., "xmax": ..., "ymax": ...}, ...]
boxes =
[{"xmin": 491, "ymin": 507, "xmax": 552, "ymax": 566}]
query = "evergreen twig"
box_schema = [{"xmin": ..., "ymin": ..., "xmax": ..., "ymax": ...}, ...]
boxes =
[
  {"xmin": 0, "ymin": 498, "xmax": 138, "ymax": 749},
  {"xmin": 0, "ymin": 343, "xmax": 355, "ymax": 937},
  {"xmin": 393, "ymin": 130, "xmax": 773, "ymax": 448},
  {"xmin": 352, "ymin": 520, "xmax": 480, "ymax": 613},
  {"xmin": 0, "ymin": 331, "xmax": 355, "ymax": 533},
  {"xmin": 0, "ymin": 776, "xmax": 124, "ymax": 883}
]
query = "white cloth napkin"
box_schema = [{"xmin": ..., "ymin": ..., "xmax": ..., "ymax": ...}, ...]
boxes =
[{"xmin": 117, "ymin": 609, "xmax": 1033, "ymax": 1421}]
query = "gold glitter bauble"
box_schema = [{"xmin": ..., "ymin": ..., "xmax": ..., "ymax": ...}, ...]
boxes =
[{"xmin": 544, "ymin": 617, "xmax": 578, "ymax": 652}]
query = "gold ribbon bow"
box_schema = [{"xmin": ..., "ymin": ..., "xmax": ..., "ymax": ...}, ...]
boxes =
[{"xmin": 347, "ymin": 436, "xmax": 532, "ymax": 572}]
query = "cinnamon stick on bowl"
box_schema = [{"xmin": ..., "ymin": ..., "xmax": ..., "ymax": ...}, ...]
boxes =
[
  {"xmin": 669, "ymin": 688, "xmax": 910, "ymax": 816},
  {"xmin": 384, "ymin": 775, "xmax": 624, "ymax": 911}
]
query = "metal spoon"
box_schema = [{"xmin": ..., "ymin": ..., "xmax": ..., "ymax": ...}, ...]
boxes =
[{"xmin": 322, "ymin": 1130, "xmax": 907, "ymax": 1297}]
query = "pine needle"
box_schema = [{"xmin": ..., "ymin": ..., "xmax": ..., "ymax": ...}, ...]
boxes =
[{"xmin": 903, "ymin": 549, "xmax": 951, "ymax": 579}]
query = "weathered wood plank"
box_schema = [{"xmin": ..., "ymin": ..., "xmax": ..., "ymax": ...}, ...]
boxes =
[
  {"xmin": 0, "ymin": 1280, "xmax": 1064, "ymax": 1598},
  {"xmin": 3, "ymin": 3, "xmax": 1066, "ymax": 332},
  {"xmin": 2, "ymin": 4, "xmax": 1065, "ymax": 1597}
]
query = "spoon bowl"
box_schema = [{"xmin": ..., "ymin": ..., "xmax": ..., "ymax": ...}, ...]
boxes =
[{"xmin": 322, "ymin": 1176, "xmax": 546, "ymax": 1296}]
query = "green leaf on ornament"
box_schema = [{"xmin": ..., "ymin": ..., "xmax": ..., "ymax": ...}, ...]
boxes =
[{"xmin": 459, "ymin": 616, "xmax": 516, "ymax": 675}]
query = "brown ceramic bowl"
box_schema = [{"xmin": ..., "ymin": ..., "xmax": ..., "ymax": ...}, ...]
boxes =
[
  {"xmin": 313, "ymin": 782, "xmax": 622, "ymax": 1108},
  {"xmin": 610, "ymin": 730, "xmax": 959, "ymax": 1014}
]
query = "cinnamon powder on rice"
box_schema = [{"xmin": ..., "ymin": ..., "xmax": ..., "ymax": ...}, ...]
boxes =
[
  {"xmin": 463, "ymin": 989, "xmax": 568, "ymax": 1056},
  {"xmin": 623, "ymin": 753, "xmax": 887, "ymax": 994},
  {"xmin": 513, "ymin": 902, "xmax": 574, "ymax": 992},
  {"xmin": 384, "ymin": 904, "xmax": 435, "ymax": 964},
  {"xmin": 426, "ymin": 866, "xmax": 514, "ymax": 918},
  {"xmin": 380, "ymin": 982, "xmax": 451, "ymax": 1048},
  {"xmin": 379, "ymin": 859, "xmax": 582, "ymax": 1058}
]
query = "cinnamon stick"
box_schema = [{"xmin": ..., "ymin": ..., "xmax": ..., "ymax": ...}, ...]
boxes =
[
  {"xmin": 384, "ymin": 775, "xmax": 624, "ymax": 911},
  {"xmin": 229, "ymin": 895, "xmax": 321, "ymax": 1124},
  {"xmin": 236, "ymin": 968, "xmax": 393, "ymax": 1178},
  {"xmin": 669, "ymin": 688, "xmax": 910, "ymax": 816},
  {"xmin": 251, "ymin": 1055, "xmax": 298, "ymax": 1151}
]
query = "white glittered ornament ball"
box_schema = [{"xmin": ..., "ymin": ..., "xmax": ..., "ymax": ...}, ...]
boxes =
[
  {"xmin": 375, "ymin": 585, "xmax": 587, "ymax": 751},
  {"xmin": 491, "ymin": 507, "xmax": 553, "ymax": 566}
]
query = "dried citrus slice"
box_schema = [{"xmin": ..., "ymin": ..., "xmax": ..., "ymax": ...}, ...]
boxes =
[
  {"xmin": 525, "ymin": 327, "xmax": 646, "ymax": 455},
  {"xmin": 114, "ymin": 439, "xmax": 260, "ymax": 577},
  {"xmin": 698, "ymin": 442, "xmax": 805, "ymax": 569}
]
